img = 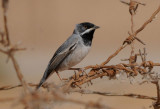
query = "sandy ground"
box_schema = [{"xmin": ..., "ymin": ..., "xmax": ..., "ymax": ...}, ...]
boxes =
[{"xmin": 0, "ymin": 0, "xmax": 160, "ymax": 109}]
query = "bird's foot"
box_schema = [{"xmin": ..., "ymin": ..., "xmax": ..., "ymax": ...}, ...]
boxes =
[
  {"xmin": 78, "ymin": 68, "xmax": 85, "ymax": 73},
  {"xmin": 55, "ymin": 71, "xmax": 63, "ymax": 81}
]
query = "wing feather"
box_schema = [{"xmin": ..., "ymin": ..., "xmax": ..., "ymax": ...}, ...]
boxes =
[
  {"xmin": 36, "ymin": 34, "xmax": 79, "ymax": 89},
  {"xmin": 49, "ymin": 42, "xmax": 77, "ymax": 70}
]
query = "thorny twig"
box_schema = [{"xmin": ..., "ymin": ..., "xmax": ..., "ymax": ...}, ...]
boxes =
[
  {"xmin": 0, "ymin": 1, "xmax": 160, "ymax": 109},
  {"xmin": 65, "ymin": 4, "xmax": 160, "ymax": 89}
]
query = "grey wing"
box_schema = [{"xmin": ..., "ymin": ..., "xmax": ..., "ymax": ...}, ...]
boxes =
[
  {"xmin": 36, "ymin": 34, "xmax": 79, "ymax": 89},
  {"xmin": 49, "ymin": 34, "xmax": 79, "ymax": 69}
]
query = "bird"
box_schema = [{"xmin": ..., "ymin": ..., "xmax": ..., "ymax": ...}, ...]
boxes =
[{"xmin": 36, "ymin": 22, "xmax": 100, "ymax": 89}]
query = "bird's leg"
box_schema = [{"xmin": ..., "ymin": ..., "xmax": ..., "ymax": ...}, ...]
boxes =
[
  {"xmin": 55, "ymin": 71, "xmax": 62, "ymax": 81},
  {"xmin": 69, "ymin": 68, "xmax": 80, "ymax": 71}
]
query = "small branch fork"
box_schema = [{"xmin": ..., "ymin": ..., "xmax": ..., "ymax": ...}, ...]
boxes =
[{"xmin": 0, "ymin": 0, "xmax": 29, "ymax": 93}]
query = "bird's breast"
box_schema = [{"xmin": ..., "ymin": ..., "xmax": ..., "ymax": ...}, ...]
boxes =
[
  {"xmin": 71, "ymin": 44, "xmax": 91, "ymax": 64},
  {"xmin": 58, "ymin": 43, "xmax": 91, "ymax": 71}
]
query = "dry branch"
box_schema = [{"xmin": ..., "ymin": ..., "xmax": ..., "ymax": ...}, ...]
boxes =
[
  {"xmin": 0, "ymin": 88, "xmax": 111, "ymax": 109},
  {"xmin": 0, "ymin": 83, "xmax": 157, "ymax": 103},
  {"xmin": 10, "ymin": 55, "xmax": 29, "ymax": 93},
  {"xmin": 0, "ymin": 1, "xmax": 160, "ymax": 109},
  {"xmin": 101, "ymin": 45, "xmax": 127, "ymax": 66},
  {"xmin": 72, "ymin": 89, "xmax": 157, "ymax": 101},
  {"xmin": 65, "ymin": 4, "xmax": 160, "ymax": 89},
  {"xmin": 135, "ymin": 5, "xmax": 160, "ymax": 35},
  {"xmin": 2, "ymin": 0, "xmax": 10, "ymax": 46},
  {"xmin": 0, "ymin": 0, "xmax": 29, "ymax": 94}
]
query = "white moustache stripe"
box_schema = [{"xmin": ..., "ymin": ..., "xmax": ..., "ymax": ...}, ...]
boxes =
[{"xmin": 80, "ymin": 28, "xmax": 94, "ymax": 36}]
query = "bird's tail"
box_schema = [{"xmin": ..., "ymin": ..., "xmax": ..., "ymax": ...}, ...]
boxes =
[
  {"xmin": 36, "ymin": 79, "xmax": 44, "ymax": 90},
  {"xmin": 36, "ymin": 68, "xmax": 53, "ymax": 90}
]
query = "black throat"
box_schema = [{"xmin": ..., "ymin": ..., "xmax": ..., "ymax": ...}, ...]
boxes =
[{"xmin": 81, "ymin": 30, "xmax": 95, "ymax": 46}]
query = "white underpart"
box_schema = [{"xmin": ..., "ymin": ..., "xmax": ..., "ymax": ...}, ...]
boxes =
[{"xmin": 58, "ymin": 38, "xmax": 91, "ymax": 71}]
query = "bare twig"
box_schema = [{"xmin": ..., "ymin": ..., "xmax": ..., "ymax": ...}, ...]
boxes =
[
  {"xmin": 130, "ymin": 0, "xmax": 135, "ymax": 57},
  {"xmin": 135, "ymin": 5, "xmax": 160, "ymax": 35},
  {"xmin": 2, "ymin": 0, "xmax": 10, "ymax": 46},
  {"xmin": 72, "ymin": 89, "xmax": 157, "ymax": 101},
  {"xmin": 0, "ymin": 1, "xmax": 160, "ymax": 109},
  {"xmin": 0, "ymin": 0, "xmax": 29, "ymax": 94},
  {"xmin": 123, "ymin": 5, "xmax": 160, "ymax": 45},
  {"xmin": 0, "ymin": 90, "xmax": 111, "ymax": 109},
  {"xmin": 101, "ymin": 44, "xmax": 127, "ymax": 66},
  {"xmin": 10, "ymin": 55, "xmax": 29, "ymax": 93}
]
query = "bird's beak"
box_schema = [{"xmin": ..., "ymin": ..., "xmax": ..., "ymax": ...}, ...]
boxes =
[{"xmin": 93, "ymin": 25, "xmax": 100, "ymax": 29}]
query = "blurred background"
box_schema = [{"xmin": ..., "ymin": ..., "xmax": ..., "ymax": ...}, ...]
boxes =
[{"xmin": 0, "ymin": 0, "xmax": 160, "ymax": 109}]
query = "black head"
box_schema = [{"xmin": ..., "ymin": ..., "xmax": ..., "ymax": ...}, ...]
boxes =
[{"xmin": 74, "ymin": 22, "xmax": 100, "ymax": 46}]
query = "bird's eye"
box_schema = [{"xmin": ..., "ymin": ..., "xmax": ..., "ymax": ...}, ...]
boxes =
[{"xmin": 84, "ymin": 26, "xmax": 88, "ymax": 29}]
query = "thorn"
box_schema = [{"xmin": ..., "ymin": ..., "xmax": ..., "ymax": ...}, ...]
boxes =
[
  {"xmin": 134, "ymin": 37, "xmax": 146, "ymax": 45},
  {"xmin": 120, "ymin": 0, "xmax": 130, "ymax": 5},
  {"xmin": 139, "ymin": 49, "xmax": 144, "ymax": 62}
]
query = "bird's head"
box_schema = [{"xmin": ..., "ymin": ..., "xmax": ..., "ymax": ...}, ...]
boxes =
[{"xmin": 74, "ymin": 22, "xmax": 100, "ymax": 36}]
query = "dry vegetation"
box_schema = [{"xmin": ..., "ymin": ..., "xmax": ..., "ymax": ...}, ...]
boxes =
[{"xmin": 0, "ymin": 0, "xmax": 160, "ymax": 109}]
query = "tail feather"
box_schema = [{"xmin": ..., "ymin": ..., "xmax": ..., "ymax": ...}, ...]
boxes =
[
  {"xmin": 36, "ymin": 68, "xmax": 53, "ymax": 90},
  {"xmin": 36, "ymin": 79, "xmax": 45, "ymax": 90}
]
